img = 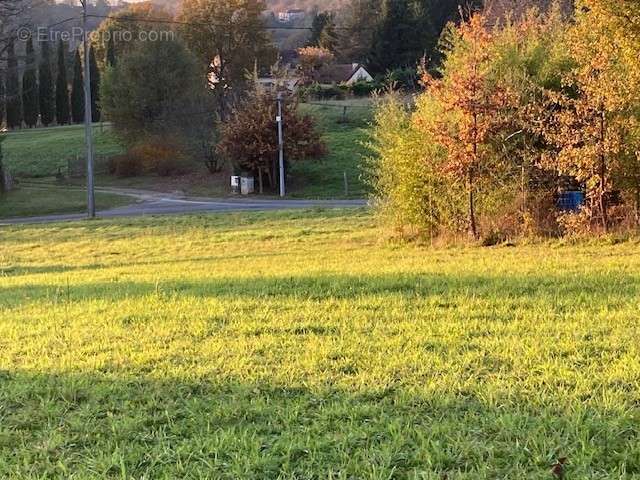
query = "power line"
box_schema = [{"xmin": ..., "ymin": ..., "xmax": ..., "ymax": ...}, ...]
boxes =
[{"xmin": 85, "ymin": 13, "xmax": 349, "ymax": 31}]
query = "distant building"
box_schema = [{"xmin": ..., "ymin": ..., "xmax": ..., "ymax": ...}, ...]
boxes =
[
  {"xmin": 312, "ymin": 63, "xmax": 374, "ymax": 85},
  {"xmin": 256, "ymin": 77, "xmax": 301, "ymax": 94},
  {"xmin": 278, "ymin": 9, "xmax": 306, "ymax": 23}
]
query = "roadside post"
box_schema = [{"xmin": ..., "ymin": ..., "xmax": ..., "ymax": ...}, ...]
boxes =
[
  {"xmin": 80, "ymin": 0, "xmax": 95, "ymax": 218},
  {"xmin": 277, "ymin": 93, "xmax": 285, "ymax": 197}
]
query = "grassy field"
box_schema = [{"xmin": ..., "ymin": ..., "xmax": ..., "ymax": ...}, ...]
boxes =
[
  {"xmin": 3, "ymin": 124, "xmax": 123, "ymax": 178},
  {"xmin": 1, "ymin": 209, "xmax": 639, "ymax": 478},
  {"xmin": 0, "ymin": 184, "xmax": 130, "ymax": 219},
  {"xmin": 2, "ymin": 101, "xmax": 372, "ymax": 200},
  {"xmin": 290, "ymin": 101, "xmax": 372, "ymax": 198}
]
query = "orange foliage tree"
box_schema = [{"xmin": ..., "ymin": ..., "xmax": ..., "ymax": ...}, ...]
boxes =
[
  {"xmin": 297, "ymin": 47, "xmax": 335, "ymax": 83},
  {"xmin": 419, "ymin": 14, "xmax": 515, "ymax": 238}
]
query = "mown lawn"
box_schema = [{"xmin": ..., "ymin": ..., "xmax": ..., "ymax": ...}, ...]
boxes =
[
  {"xmin": 0, "ymin": 184, "xmax": 130, "ymax": 219},
  {"xmin": 1, "ymin": 210, "xmax": 639, "ymax": 479}
]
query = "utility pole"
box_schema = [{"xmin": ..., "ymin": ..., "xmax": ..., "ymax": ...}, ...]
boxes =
[
  {"xmin": 276, "ymin": 92, "xmax": 285, "ymax": 197},
  {"xmin": 81, "ymin": 0, "xmax": 95, "ymax": 218}
]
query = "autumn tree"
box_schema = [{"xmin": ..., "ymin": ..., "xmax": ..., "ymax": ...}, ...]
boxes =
[
  {"xmin": 297, "ymin": 46, "xmax": 335, "ymax": 83},
  {"xmin": 217, "ymin": 91, "xmax": 326, "ymax": 193},
  {"xmin": 420, "ymin": 14, "xmax": 515, "ymax": 238},
  {"xmin": 535, "ymin": 1, "xmax": 640, "ymax": 231}
]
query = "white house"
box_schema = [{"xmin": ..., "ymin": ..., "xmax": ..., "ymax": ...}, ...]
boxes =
[
  {"xmin": 278, "ymin": 9, "xmax": 306, "ymax": 23},
  {"xmin": 313, "ymin": 63, "xmax": 374, "ymax": 85}
]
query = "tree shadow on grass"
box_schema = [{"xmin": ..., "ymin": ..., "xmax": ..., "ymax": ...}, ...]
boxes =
[
  {"xmin": 0, "ymin": 252, "xmax": 285, "ymax": 278},
  {"xmin": 1, "ymin": 370, "xmax": 638, "ymax": 479},
  {"xmin": 1, "ymin": 271, "xmax": 638, "ymax": 310}
]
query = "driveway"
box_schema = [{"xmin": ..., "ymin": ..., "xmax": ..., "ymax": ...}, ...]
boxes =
[{"xmin": 0, "ymin": 187, "xmax": 368, "ymax": 225}]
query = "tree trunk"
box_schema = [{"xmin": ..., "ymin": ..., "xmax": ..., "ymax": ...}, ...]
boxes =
[
  {"xmin": 258, "ymin": 166, "xmax": 264, "ymax": 194},
  {"xmin": 468, "ymin": 168, "xmax": 477, "ymax": 239},
  {"xmin": 599, "ymin": 107, "xmax": 608, "ymax": 232},
  {"xmin": 635, "ymin": 180, "xmax": 640, "ymax": 227}
]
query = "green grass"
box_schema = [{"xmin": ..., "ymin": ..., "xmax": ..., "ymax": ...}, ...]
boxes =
[
  {"xmin": 1, "ymin": 101, "xmax": 373, "ymax": 199},
  {"xmin": 291, "ymin": 100, "xmax": 373, "ymax": 199},
  {"xmin": 0, "ymin": 184, "xmax": 131, "ymax": 219},
  {"xmin": 1, "ymin": 209, "xmax": 639, "ymax": 478},
  {"xmin": 3, "ymin": 124, "xmax": 123, "ymax": 178}
]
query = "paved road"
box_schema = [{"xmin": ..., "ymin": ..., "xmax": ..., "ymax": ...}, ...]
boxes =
[{"xmin": 1, "ymin": 187, "xmax": 368, "ymax": 225}]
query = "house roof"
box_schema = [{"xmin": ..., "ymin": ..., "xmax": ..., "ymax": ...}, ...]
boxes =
[{"xmin": 313, "ymin": 64, "xmax": 368, "ymax": 84}]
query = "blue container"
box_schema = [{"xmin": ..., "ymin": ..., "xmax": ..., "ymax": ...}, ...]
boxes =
[{"xmin": 557, "ymin": 191, "xmax": 585, "ymax": 211}]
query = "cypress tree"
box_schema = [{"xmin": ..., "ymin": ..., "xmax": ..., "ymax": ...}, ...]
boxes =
[
  {"xmin": 106, "ymin": 35, "xmax": 116, "ymax": 68},
  {"xmin": 0, "ymin": 75, "xmax": 5, "ymax": 128},
  {"xmin": 318, "ymin": 14, "xmax": 339, "ymax": 53},
  {"xmin": 55, "ymin": 39, "xmax": 70, "ymax": 125},
  {"xmin": 71, "ymin": 49, "xmax": 84, "ymax": 124},
  {"xmin": 22, "ymin": 37, "xmax": 39, "ymax": 128},
  {"xmin": 89, "ymin": 46, "xmax": 100, "ymax": 122},
  {"xmin": 309, "ymin": 12, "xmax": 330, "ymax": 47},
  {"xmin": 6, "ymin": 39, "xmax": 22, "ymax": 129},
  {"xmin": 38, "ymin": 40, "xmax": 55, "ymax": 127}
]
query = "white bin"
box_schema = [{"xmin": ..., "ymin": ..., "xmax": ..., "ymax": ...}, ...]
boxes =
[{"xmin": 240, "ymin": 176, "xmax": 254, "ymax": 195}]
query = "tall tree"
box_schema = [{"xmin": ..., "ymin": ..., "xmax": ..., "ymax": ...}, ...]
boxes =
[
  {"xmin": 101, "ymin": 37, "xmax": 207, "ymax": 148},
  {"xmin": 318, "ymin": 13, "xmax": 339, "ymax": 52},
  {"xmin": 71, "ymin": 49, "xmax": 84, "ymax": 124},
  {"xmin": 309, "ymin": 11, "xmax": 338, "ymax": 52},
  {"xmin": 38, "ymin": 40, "xmax": 54, "ymax": 126},
  {"xmin": 536, "ymin": 1, "xmax": 640, "ymax": 231},
  {"xmin": 22, "ymin": 36, "xmax": 38, "ymax": 128},
  {"xmin": 55, "ymin": 39, "xmax": 70, "ymax": 125},
  {"xmin": 420, "ymin": 14, "xmax": 514, "ymax": 238},
  {"xmin": 309, "ymin": 11, "xmax": 330, "ymax": 47},
  {"xmin": 89, "ymin": 45, "xmax": 100, "ymax": 122},
  {"xmin": 178, "ymin": 0, "xmax": 276, "ymax": 120},
  {"xmin": 91, "ymin": 3, "xmax": 172, "ymax": 69},
  {"xmin": 5, "ymin": 39, "xmax": 21, "ymax": 129},
  {"xmin": 369, "ymin": 0, "xmax": 421, "ymax": 73},
  {"xmin": 337, "ymin": 0, "xmax": 381, "ymax": 63}
]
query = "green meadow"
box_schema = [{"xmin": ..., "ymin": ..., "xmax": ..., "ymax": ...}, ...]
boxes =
[
  {"xmin": 1, "ymin": 101, "xmax": 371, "ymax": 204},
  {"xmin": 3, "ymin": 124, "xmax": 123, "ymax": 178},
  {"xmin": 1, "ymin": 209, "xmax": 639, "ymax": 478}
]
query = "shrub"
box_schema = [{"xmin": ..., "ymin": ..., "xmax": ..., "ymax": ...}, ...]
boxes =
[
  {"xmin": 108, "ymin": 138, "xmax": 189, "ymax": 177},
  {"xmin": 299, "ymin": 83, "xmax": 346, "ymax": 101},
  {"xmin": 382, "ymin": 68, "xmax": 418, "ymax": 91},
  {"xmin": 349, "ymin": 80, "xmax": 381, "ymax": 97},
  {"xmin": 365, "ymin": 93, "xmax": 464, "ymax": 239},
  {"xmin": 130, "ymin": 139, "xmax": 189, "ymax": 177},
  {"xmin": 108, "ymin": 154, "xmax": 143, "ymax": 177}
]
